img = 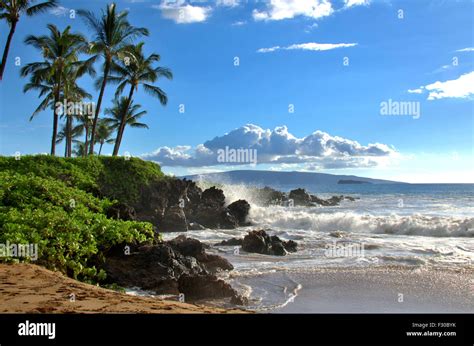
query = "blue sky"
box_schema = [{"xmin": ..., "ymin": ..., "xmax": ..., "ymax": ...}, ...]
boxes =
[{"xmin": 0, "ymin": 0, "xmax": 473, "ymax": 182}]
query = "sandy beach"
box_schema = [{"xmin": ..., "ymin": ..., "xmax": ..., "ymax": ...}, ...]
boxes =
[
  {"xmin": 273, "ymin": 266, "xmax": 474, "ymax": 313},
  {"xmin": 0, "ymin": 263, "xmax": 245, "ymax": 314}
]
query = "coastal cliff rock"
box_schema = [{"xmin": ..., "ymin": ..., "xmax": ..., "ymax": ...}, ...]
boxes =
[
  {"xmin": 104, "ymin": 236, "xmax": 245, "ymax": 304},
  {"xmin": 132, "ymin": 180, "xmax": 250, "ymax": 232}
]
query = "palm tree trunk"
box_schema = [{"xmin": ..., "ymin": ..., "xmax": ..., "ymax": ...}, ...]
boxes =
[
  {"xmin": 66, "ymin": 114, "xmax": 72, "ymax": 157},
  {"xmin": 51, "ymin": 73, "xmax": 62, "ymax": 156},
  {"xmin": 0, "ymin": 20, "xmax": 17, "ymax": 81},
  {"xmin": 84, "ymin": 126, "xmax": 89, "ymax": 157},
  {"xmin": 99, "ymin": 142, "xmax": 103, "ymax": 156},
  {"xmin": 113, "ymin": 85, "xmax": 135, "ymax": 156},
  {"xmin": 51, "ymin": 106, "xmax": 59, "ymax": 156},
  {"xmin": 89, "ymin": 60, "xmax": 110, "ymax": 155}
]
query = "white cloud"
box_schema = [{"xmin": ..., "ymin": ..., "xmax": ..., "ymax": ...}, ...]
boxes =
[
  {"xmin": 344, "ymin": 0, "xmax": 370, "ymax": 8},
  {"xmin": 257, "ymin": 46, "xmax": 282, "ymax": 53},
  {"xmin": 141, "ymin": 124, "xmax": 396, "ymax": 168},
  {"xmin": 232, "ymin": 20, "xmax": 247, "ymax": 26},
  {"xmin": 424, "ymin": 71, "xmax": 474, "ymax": 100},
  {"xmin": 257, "ymin": 42, "xmax": 357, "ymax": 53},
  {"xmin": 456, "ymin": 47, "xmax": 474, "ymax": 52},
  {"xmin": 407, "ymin": 88, "xmax": 424, "ymax": 94},
  {"xmin": 155, "ymin": 0, "xmax": 212, "ymax": 24},
  {"xmin": 252, "ymin": 0, "xmax": 333, "ymax": 21},
  {"xmin": 408, "ymin": 71, "xmax": 474, "ymax": 100}
]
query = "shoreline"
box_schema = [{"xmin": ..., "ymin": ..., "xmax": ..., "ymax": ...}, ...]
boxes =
[
  {"xmin": 272, "ymin": 266, "xmax": 474, "ymax": 313},
  {"xmin": 0, "ymin": 263, "xmax": 247, "ymax": 314}
]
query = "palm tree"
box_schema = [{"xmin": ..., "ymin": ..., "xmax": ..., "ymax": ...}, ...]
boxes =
[
  {"xmin": 21, "ymin": 24, "xmax": 92, "ymax": 155},
  {"xmin": 78, "ymin": 3, "xmax": 148, "ymax": 155},
  {"xmin": 0, "ymin": 0, "xmax": 58, "ymax": 80},
  {"xmin": 56, "ymin": 122, "xmax": 83, "ymax": 157},
  {"xmin": 72, "ymin": 141, "xmax": 88, "ymax": 157},
  {"xmin": 74, "ymin": 109, "xmax": 94, "ymax": 157},
  {"xmin": 95, "ymin": 119, "xmax": 115, "ymax": 155},
  {"xmin": 61, "ymin": 66, "xmax": 94, "ymax": 157},
  {"xmin": 104, "ymin": 97, "xmax": 149, "ymax": 131},
  {"xmin": 107, "ymin": 42, "xmax": 172, "ymax": 156}
]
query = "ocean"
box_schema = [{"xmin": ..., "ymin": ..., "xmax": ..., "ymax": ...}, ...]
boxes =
[{"xmin": 163, "ymin": 183, "xmax": 474, "ymax": 311}]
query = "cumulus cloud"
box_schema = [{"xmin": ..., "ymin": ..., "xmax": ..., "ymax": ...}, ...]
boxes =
[
  {"xmin": 252, "ymin": 0, "xmax": 333, "ymax": 21},
  {"xmin": 155, "ymin": 0, "xmax": 212, "ymax": 24},
  {"xmin": 141, "ymin": 124, "xmax": 396, "ymax": 169},
  {"xmin": 257, "ymin": 42, "xmax": 357, "ymax": 53}
]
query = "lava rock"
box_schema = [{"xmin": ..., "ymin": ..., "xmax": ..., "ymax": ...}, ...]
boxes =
[
  {"xmin": 241, "ymin": 230, "xmax": 298, "ymax": 256},
  {"xmin": 106, "ymin": 203, "xmax": 136, "ymax": 221},
  {"xmin": 227, "ymin": 199, "xmax": 250, "ymax": 224},
  {"xmin": 289, "ymin": 188, "xmax": 313, "ymax": 206},
  {"xmin": 215, "ymin": 238, "xmax": 243, "ymax": 246}
]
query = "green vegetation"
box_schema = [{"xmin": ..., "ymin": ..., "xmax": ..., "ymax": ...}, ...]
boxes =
[{"xmin": 0, "ymin": 156, "xmax": 166, "ymax": 283}]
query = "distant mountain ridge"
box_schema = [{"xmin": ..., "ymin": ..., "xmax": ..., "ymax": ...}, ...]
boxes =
[{"xmin": 182, "ymin": 170, "xmax": 405, "ymax": 187}]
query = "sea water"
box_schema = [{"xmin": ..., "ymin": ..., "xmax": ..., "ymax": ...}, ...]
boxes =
[{"xmin": 162, "ymin": 183, "xmax": 474, "ymax": 310}]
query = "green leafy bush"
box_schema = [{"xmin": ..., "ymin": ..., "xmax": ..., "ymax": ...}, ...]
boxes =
[
  {"xmin": 0, "ymin": 171, "xmax": 154, "ymax": 283},
  {"xmin": 0, "ymin": 155, "xmax": 166, "ymax": 204}
]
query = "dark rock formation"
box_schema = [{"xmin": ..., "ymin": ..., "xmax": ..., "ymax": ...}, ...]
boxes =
[
  {"xmin": 253, "ymin": 186, "xmax": 356, "ymax": 208},
  {"xmin": 106, "ymin": 203, "xmax": 136, "ymax": 221},
  {"xmin": 131, "ymin": 179, "xmax": 250, "ymax": 232},
  {"xmin": 215, "ymin": 238, "xmax": 243, "ymax": 246},
  {"xmin": 255, "ymin": 186, "xmax": 286, "ymax": 206},
  {"xmin": 227, "ymin": 200, "xmax": 250, "ymax": 224},
  {"xmin": 104, "ymin": 236, "xmax": 244, "ymax": 304},
  {"xmin": 289, "ymin": 188, "xmax": 313, "ymax": 206},
  {"xmin": 160, "ymin": 206, "xmax": 188, "ymax": 232},
  {"xmin": 216, "ymin": 230, "xmax": 298, "ymax": 256}
]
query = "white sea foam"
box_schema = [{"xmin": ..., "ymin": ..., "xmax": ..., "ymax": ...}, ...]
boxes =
[{"xmin": 249, "ymin": 206, "xmax": 474, "ymax": 237}]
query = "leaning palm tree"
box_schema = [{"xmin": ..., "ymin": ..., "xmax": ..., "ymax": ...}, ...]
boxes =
[
  {"xmin": 0, "ymin": 0, "xmax": 58, "ymax": 80},
  {"xmin": 21, "ymin": 24, "xmax": 93, "ymax": 155},
  {"xmin": 78, "ymin": 2, "xmax": 148, "ymax": 155},
  {"xmin": 94, "ymin": 119, "xmax": 115, "ymax": 155},
  {"xmin": 107, "ymin": 42, "xmax": 172, "ymax": 156}
]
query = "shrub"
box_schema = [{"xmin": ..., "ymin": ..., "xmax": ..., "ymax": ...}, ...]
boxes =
[{"xmin": 0, "ymin": 171, "xmax": 154, "ymax": 283}]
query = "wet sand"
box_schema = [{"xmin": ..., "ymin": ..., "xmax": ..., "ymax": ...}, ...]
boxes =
[{"xmin": 274, "ymin": 266, "xmax": 474, "ymax": 313}]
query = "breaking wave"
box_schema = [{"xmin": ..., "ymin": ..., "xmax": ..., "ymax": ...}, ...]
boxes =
[{"xmin": 249, "ymin": 206, "xmax": 474, "ymax": 238}]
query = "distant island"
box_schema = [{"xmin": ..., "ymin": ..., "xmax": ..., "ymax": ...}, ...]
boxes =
[
  {"xmin": 337, "ymin": 179, "xmax": 371, "ymax": 184},
  {"xmin": 183, "ymin": 170, "xmax": 405, "ymax": 188}
]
